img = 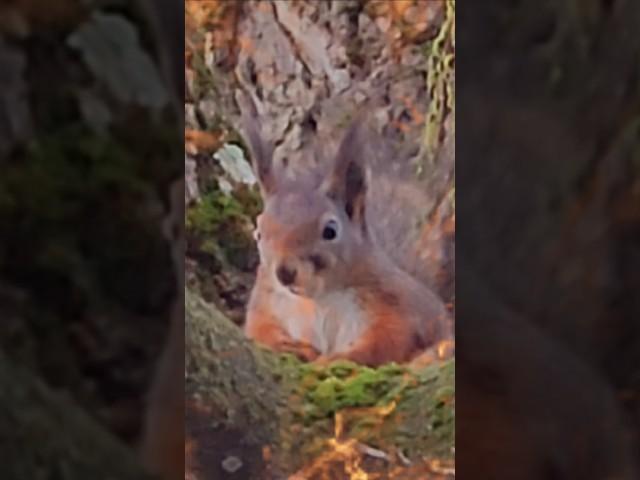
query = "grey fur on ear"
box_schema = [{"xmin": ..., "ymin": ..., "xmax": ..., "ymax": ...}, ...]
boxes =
[
  {"xmin": 236, "ymin": 91, "xmax": 277, "ymax": 196},
  {"xmin": 322, "ymin": 114, "xmax": 371, "ymax": 231},
  {"xmin": 342, "ymin": 158, "xmax": 367, "ymax": 230}
]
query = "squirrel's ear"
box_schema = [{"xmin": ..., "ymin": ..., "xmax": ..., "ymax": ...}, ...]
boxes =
[
  {"xmin": 236, "ymin": 91, "xmax": 277, "ymax": 197},
  {"xmin": 322, "ymin": 117, "xmax": 369, "ymax": 230}
]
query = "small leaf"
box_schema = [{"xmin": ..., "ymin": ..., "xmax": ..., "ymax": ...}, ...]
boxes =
[{"xmin": 214, "ymin": 144, "xmax": 257, "ymax": 185}]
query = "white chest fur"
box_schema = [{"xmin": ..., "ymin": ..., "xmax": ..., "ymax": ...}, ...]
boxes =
[
  {"xmin": 270, "ymin": 286, "xmax": 370, "ymax": 355},
  {"xmin": 270, "ymin": 280, "xmax": 367, "ymax": 355},
  {"xmin": 269, "ymin": 284, "xmax": 316, "ymax": 342},
  {"xmin": 313, "ymin": 290, "xmax": 369, "ymax": 354}
]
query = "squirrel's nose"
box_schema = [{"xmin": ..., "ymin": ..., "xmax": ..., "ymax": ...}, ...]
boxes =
[{"xmin": 276, "ymin": 264, "xmax": 297, "ymax": 286}]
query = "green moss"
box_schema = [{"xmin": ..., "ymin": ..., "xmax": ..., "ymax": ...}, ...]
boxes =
[
  {"xmin": 191, "ymin": 48, "xmax": 219, "ymax": 109},
  {"xmin": 187, "ymin": 191, "xmax": 230, "ymax": 234},
  {"xmin": 275, "ymin": 356, "xmax": 455, "ymax": 465},
  {"xmin": 294, "ymin": 361, "xmax": 412, "ymax": 419},
  {"xmin": 186, "ymin": 178, "xmax": 262, "ymax": 273},
  {"xmin": 385, "ymin": 360, "xmax": 455, "ymax": 458},
  {"xmin": 187, "ymin": 181, "xmax": 261, "ymax": 233}
]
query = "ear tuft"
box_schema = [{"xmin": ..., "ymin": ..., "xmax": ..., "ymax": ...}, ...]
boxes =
[
  {"xmin": 343, "ymin": 160, "xmax": 366, "ymax": 223},
  {"xmin": 322, "ymin": 113, "xmax": 371, "ymax": 232},
  {"xmin": 236, "ymin": 90, "xmax": 276, "ymax": 197}
]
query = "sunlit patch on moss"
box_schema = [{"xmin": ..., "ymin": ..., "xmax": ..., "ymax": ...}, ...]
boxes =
[{"xmin": 273, "ymin": 354, "xmax": 454, "ymax": 467}]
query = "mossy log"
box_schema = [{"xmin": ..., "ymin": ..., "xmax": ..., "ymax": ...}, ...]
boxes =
[
  {"xmin": 0, "ymin": 350, "xmax": 152, "ymax": 480},
  {"xmin": 185, "ymin": 290, "xmax": 454, "ymax": 479}
]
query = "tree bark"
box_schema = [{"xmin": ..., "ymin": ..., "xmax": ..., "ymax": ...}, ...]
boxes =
[{"xmin": 186, "ymin": 0, "xmax": 455, "ymax": 306}]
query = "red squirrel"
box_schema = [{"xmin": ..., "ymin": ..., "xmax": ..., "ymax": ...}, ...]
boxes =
[{"xmin": 239, "ymin": 95, "xmax": 453, "ymax": 367}]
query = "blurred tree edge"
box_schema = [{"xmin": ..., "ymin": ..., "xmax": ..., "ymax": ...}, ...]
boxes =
[
  {"xmin": 0, "ymin": 0, "xmax": 182, "ymax": 477},
  {"xmin": 0, "ymin": 350, "xmax": 153, "ymax": 479},
  {"xmin": 185, "ymin": 289, "xmax": 454, "ymax": 478}
]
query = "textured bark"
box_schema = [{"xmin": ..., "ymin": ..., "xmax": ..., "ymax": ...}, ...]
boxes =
[{"xmin": 186, "ymin": 0, "xmax": 455, "ymax": 305}]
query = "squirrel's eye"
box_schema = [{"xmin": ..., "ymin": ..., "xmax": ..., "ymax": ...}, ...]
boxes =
[{"xmin": 322, "ymin": 219, "xmax": 339, "ymax": 241}]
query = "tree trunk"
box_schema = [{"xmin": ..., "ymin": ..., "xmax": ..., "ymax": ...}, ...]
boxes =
[{"xmin": 185, "ymin": 290, "xmax": 454, "ymax": 479}]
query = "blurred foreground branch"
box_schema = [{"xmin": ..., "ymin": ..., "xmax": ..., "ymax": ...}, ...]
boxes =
[{"xmin": 0, "ymin": 351, "xmax": 152, "ymax": 479}]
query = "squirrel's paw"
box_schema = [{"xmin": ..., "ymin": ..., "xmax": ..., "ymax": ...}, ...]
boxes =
[
  {"xmin": 276, "ymin": 339, "xmax": 320, "ymax": 362},
  {"xmin": 314, "ymin": 353, "xmax": 349, "ymax": 367}
]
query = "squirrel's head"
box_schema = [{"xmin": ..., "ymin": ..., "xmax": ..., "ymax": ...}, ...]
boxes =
[{"xmin": 239, "ymin": 95, "xmax": 372, "ymax": 299}]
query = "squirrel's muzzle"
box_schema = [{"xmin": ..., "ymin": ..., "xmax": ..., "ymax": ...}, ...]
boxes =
[{"xmin": 276, "ymin": 263, "xmax": 297, "ymax": 287}]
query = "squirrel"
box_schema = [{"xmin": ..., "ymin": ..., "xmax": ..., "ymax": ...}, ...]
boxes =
[{"xmin": 238, "ymin": 95, "xmax": 453, "ymax": 367}]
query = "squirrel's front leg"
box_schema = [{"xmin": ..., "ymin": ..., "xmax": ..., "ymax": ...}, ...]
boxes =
[
  {"xmin": 277, "ymin": 337, "xmax": 320, "ymax": 361},
  {"xmin": 315, "ymin": 321, "xmax": 415, "ymax": 367},
  {"xmin": 409, "ymin": 338, "xmax": 455, "ymax": 368},
  {"xmin": 245, "ymin": 310, "xmax": 319, "ymax": 361}
]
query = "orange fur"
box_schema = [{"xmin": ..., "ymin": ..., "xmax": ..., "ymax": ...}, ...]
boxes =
[
  {"xmin": 245, "ymin": 306, "xmax": 319, "ymax": 361},
  {"xmin": 318, "ymin": 311, "xmax": 416, "ymax": 366}
]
